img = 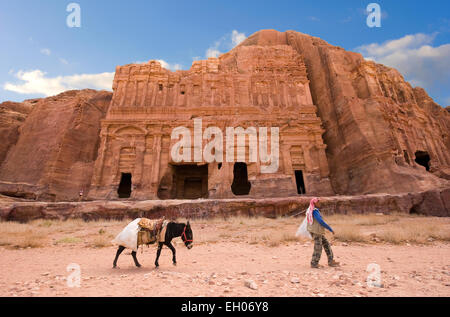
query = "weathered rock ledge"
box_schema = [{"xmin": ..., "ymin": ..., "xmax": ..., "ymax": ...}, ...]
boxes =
[{"xmin": 1, "ymin": 187, "xmax": 448, "ymax": 222}]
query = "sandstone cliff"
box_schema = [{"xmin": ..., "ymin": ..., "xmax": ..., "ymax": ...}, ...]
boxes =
[
  {"xmin": 238, "ymin": 30, "xmax": 450, "ymax": 195},
  {"xmin": 0, "ymin": 90, "xmax": 112, "ymax": 200},
  {"xmin": 0, "ymin": 100, "xmax": 33, "ymax": 165},
  {"xmin": 0, "ymin": 29, "xmax": 448, "ymax": 205}
]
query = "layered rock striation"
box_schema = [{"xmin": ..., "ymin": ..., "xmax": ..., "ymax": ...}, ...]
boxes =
[
  {"xmin": 238, "ymin": 30, "xmax": 450, "ymax": 195},
  {"xmin": 0, "ymin": 100, "xmax": 34, "ymax": 165},
  {"xmin": 0, "ymin": 90, "xmax": 112, "ymax": 200}
]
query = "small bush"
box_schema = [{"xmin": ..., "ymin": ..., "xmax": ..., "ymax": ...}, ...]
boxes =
[
  {"xmin": 0, "ymin": 232, "xmax": 46, "ymax": 249},
  {"xmin": 56, "ymin": 237, "xmax": 82, "ymax": 244},
  {"xmin": 333, "ymin": 224, "xmax": 368, "ymax": 243},
  {"xmin": 90, "ymin": 235, "xmax": 112, "ymax": 248}
]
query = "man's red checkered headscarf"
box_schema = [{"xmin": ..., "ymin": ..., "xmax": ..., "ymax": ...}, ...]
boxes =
[{"xmin": 306, "ymin": 197, "xmax": 319, "ymax": 225}]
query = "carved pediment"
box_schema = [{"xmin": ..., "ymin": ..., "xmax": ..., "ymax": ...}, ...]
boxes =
[{"xmin": 114, "ymin": 126, "xmax": 146, "ymax": 135}]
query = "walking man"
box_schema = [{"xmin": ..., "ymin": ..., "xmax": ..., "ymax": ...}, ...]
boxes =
[{"xmin": 306, "ymin": 198, "xmax": 340, "ymax": 268}]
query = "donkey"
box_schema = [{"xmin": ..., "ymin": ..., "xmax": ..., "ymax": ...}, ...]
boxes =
[{"xmin": 113, "ymin": 221, "xmax": 193, "ymax": 268}]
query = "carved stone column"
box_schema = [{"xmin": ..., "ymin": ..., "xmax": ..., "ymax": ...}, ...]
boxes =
[
  {"xmin": 317, "ymin": 144, "xmax": 330, "ymax": 178},
  {"xmin": 150, "ymin": 133, "xmax": 162, "ymax": 196},
  {"xmin": 90, "ymin": 127, "xmax": 108, "ymax": 187}
]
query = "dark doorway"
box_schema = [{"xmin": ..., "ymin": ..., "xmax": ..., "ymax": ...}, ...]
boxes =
[
  {"xmin": 118, "ymin": 173, "xmax": 132, "ymax": 198},
  {"xmin": 415, "ymin": 151, "xmax": 431, "ymax": 171},
  {"xmin": 294, "ymin": 170, "xmax": 306, "ymax": 195},
  {"xmin": 231, "ymin": 163, "xmax": 251, "ymax": 196},
  {"xmin": 174, "ymin": 165, "xmax": 208, "ymax": 199},
  {"xmin": 183, "ymin": 178, "xmax": 203, "ymax": 199},
  {"xmin": 409, "ymin": 204, "xmax": 420, "ymax": 215}
]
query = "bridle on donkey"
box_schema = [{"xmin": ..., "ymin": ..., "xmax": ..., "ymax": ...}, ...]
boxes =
[{"xmin": 181, "ymin": 225, "xmax": 193, "ymax": 243}]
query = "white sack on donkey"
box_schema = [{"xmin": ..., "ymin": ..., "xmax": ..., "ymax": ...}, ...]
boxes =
[{"xmin": 112, "ymin": 218, "xmax": 141, "ymax": 251}]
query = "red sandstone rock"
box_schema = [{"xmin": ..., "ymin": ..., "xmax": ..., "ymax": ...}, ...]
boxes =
[
  {"xmin": 1, "ymin": 188, "xmax": 448, "ymax": 222},
  {"xmin": 238, "ymin": 30, "xmax": 450, "ymax": 195},
  {"xmin": 0, "ymin": 30, "xmax": 448, "ymax": 205},
  {"xmin": 0, "ymin": 90, "xmax": 112, "ymax": 201},
  {"xmin": 89, "ymin": 44, "xmax": 334, "ymax": 200},
  {"xmin": 0, "ymin": 100, "xmax": 33, "ymax": 165}
]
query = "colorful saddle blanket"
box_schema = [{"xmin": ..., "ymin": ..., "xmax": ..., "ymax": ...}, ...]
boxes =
[{"xmin": 137, "ymin": 218, "xmax": 168, "ymax": 245}]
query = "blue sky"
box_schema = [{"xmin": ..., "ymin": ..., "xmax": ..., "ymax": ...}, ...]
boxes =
[{"xmin": 1, "ymin": 0, "xmax": 449, "ymax": 106}]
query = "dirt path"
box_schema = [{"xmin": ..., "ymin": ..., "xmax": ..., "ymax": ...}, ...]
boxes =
[{"xmin": 1, "ymin": 241, "xmax": 449, "ymax": 297}]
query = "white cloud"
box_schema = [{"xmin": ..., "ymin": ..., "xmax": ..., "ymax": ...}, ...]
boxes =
[
  {"xmin": 205, "ymin": 39, "xmax": 223, "ymax": 59},
  {"xmin": 357, "ymin": 33, "xmax": 436, "ymax": 57},
  {"xmin": 134, "ymin": 59, "xmax": 183, "ymax": 71},
  {"xmin": 4, "ymin": 70, "xmax": 114, "ymax": 96},
  {"xmin": 231, "ymin": 30, "xmax": 246, "ymax": 47},
  {"xmin": 40, "ymin": 48, "xmax": 51, "ymax": 56},
  {"xmin": 59, "ymin": 58, "xmax": 69, "ymax": 65},
  {"xmin": 156, "ymin": 59, "xmax": 182, "ymax": 71},
  {"xmin": 356, "ymin": 33, "xmax": 450, "ymax": 90},
  {"xmin": 204, "ymin": 30, "xmax": 247, "ymax": 59},
  {"xmin": 206, "ymin": 48, "xmax": 221, "ymax": 58}
]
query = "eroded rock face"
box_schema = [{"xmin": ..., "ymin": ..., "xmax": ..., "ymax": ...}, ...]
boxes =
[
  {"xmin": 0, "ymin": 90, "xmax": 112, "ymax": 201},
  {"xmin": 1, "ymin": 188, "xmax": 448, "ymax": 222},
  {"xmin": 0, "ymin": 100, "xmax": 33, "ymax": 165},
  {"xmin": 0, "ymin": 29, "xmax": 448, "ymax": 205},
  {"xmin": 238, "ymin": 30, "xmax": 450, "ymax": 195}
]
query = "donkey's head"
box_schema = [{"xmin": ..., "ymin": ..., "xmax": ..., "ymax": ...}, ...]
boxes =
[{"xmin": 181, "ymin": 221, "xmax": 193, "ymax": 249}]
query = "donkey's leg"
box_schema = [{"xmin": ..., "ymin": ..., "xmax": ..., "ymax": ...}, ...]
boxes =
[
  {"xmin": 131, "ymin": 251, "xmax": 142, "ymax": 268},
  {"xmin": 155, "ymin": 243, "xmax": 163, "ymax": 268},
  {"xmin": 113, "ymin": 246, "xmax": 125, "ymax": 268},
  {"xmin": 167, "ymin": 242, "xmax": 177, "ymax": 265}
]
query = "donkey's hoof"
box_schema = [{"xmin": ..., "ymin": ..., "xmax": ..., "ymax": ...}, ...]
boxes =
[
  {"xmin": 173, "ymin": 262, "xmax": 177, "ymax": 266},
  {"xmin": 136, "ymin": 264, "xmax": 142, "ymax": 268}
]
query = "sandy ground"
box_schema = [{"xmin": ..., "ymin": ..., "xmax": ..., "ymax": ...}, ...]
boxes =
[{"xmin": 1, "ymin": 218, "xmax": 449, "ymax": 297}]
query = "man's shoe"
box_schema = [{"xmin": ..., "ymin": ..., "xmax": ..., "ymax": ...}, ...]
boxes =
[
  {"xmin": 311, "ymin": 263, "xmax": 322, "ymax": 269},
  {"xmin": 328, "ymin": 260, "xmax": 340, "ymax": 267}
]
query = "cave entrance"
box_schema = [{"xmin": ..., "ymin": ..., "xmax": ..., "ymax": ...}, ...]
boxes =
[
  {"xmin": 294, "ymin": 170, "xmax": 306, "ymax": 195},
  {"xmin": 118, "ymin": 173, "xmax": 132, "ymax": 198},
  {"xmin": 409, "ymin": 204, "xmax": 420, "ymax": 215},
  {"xmin": 174, "ymin": 165, "xmax": 208, "ymax": 199},
  {"xmin": 415, "ymin": 151, "xmax": 431, "ymax": 171},
  {"xmin": 231, "ymin": 162, "xmax": 251, "ymax": 196}
]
